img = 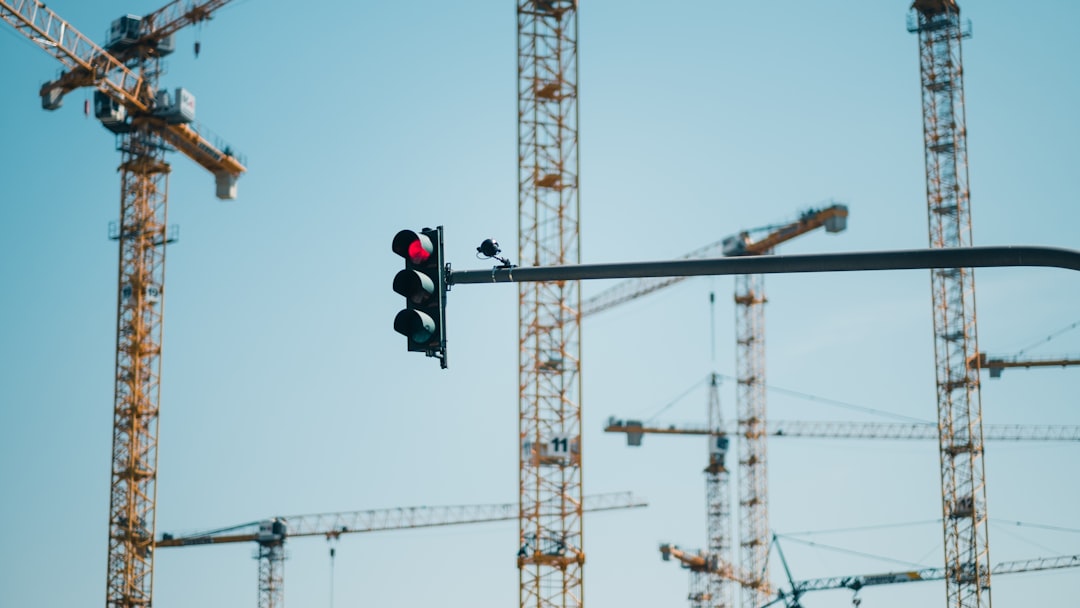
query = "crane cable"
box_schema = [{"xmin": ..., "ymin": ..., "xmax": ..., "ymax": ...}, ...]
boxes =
[
  {"xmin": 634, "ymin": 291, "xmax": 930, "ymax": 424},
  {"xmin": 1014, "ymin": 319, "xmax": 1080, "ymax": 357},
  {"xmin": 719, "ymin": 375, "xmax": 928, "ymax": 423},
  {"xmin": 637, "ymin": 372, "xmax": 927, "ymax": 425},
  {"xmin": 773, "ymin": 534, "xmax": 932, "ymax": 570},
  {"xmin": 328, "ymin": 537, "xmax": 338, "ymax": 608}
]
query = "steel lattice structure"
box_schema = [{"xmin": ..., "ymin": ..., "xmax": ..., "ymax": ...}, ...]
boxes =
[
  {"xmin": 908, "ymin": 2, "xmax": 990, "ymax": 608},
  {"xmin": 645, "ymin": 374, "xmax": 737, "ymax": 608},
  {"xmin": 733, "ymin": 274, "xmax": 770, "ymax": 608},
  {"xmin": 705, "ymin": 374, "xmax": 735, "ymax": 608},
  {"xmin": 256, "ymin": 542, "xmax": 285, "ymax": 608},
  {"xmin": 107, "ymin": 124, "xmax": 171, "ymax": 608},
  {"xmin": 517, "ymin": 2, "xmax": 582, "ymax": 608}
]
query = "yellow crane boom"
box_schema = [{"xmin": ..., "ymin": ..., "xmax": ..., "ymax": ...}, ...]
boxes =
[
  {"xmin": 2, "ymin": 0, "xmax": 245, "ymax": 195},
  {"xmin": 580, "ymin": 203, "xmax": 848, "ymax": 317},
  {"xmin": 1, "ymin": 0, "xmax": 148, "ymax": 106},
  {"xmin": 660, "ymin": 543, "xmax": 759, "ymax": 590}
]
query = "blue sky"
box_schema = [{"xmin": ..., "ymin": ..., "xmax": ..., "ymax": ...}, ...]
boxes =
[{"xmin": 1, "ymin": 1, "xmax": 1078, "ymax": 607}]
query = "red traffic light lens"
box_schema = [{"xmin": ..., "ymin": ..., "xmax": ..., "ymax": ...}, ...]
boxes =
[
  {"xmin": 392, "ymin": 230, "xmax": 433, "ymax": 265},
  {"xmin": 407, "ymin": 240, "xmax": 430, "ymax": 264}
]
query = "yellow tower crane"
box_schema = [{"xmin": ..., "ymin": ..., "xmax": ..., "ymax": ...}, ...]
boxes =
[
  {"xmin": 516, "ymin": 3, "xmax": 582, "ymax": 608},
  {"xmin": 728, "ymin": 205, "xmax": 848, "ymax": 608},
  {"xmin": 907, "ymin": 3, "xmax": 989, "ymax": 607},
  {"xmin": 156, "ymin": 493, "xmax": 646, "ymax": 608},
  {"xmin": 0, "ymin": 3, "xmax": 243, "ymax": 607},
  {"xmin": 582, "ymin": 203, "xmax": 848, "ymax": 608}
]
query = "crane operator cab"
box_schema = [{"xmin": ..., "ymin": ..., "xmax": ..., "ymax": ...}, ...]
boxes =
[
  {"xmin": 257, "ymin": 519, "xmax": 288, "ymax": 544},
  {"xmin": 105, "ymin": 14, "xmax": 175, "ymax": 56},
  {"xmin": 153, "ymin": 88, "xmax": 196, "ymax": 124},
  {"xmin": 722, "ymin": 233, "xmax": 751, "ymax": 257},
  {"xmin": 94, "ymin": 91, "xmax": 129, "ymax": 133},
  {"xmin": 707, "ymin": 435, "xmax": 729, "ymax": 473},
  {"xmin": 94, "ymin": 87, "xmax": 196, "ymax": 133}
]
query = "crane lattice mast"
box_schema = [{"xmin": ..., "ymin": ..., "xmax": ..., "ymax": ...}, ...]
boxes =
[
  {"xmin": 109, "ymin": 112, "xmax": 171, "ymax": 608},
  {"xmin": 726, "ymin": 208, "xmax": 849, "ymax": 608},
  {"xmin": 907, "ymin": 3, "xmax": 990, "ymax": 607},
  {"xmin": 621, "ymin": 372, "xmax": 738, "ymax": 608},
  {"xmin": 257, "ymin": 539, "xmax": 285, "ymax": 608},
  {"xmin": 733, "ymin": 266, "xmax": 769, "ymax": 608},
  {"xmin": 517, "ymin": 2, "xmax": 582, "ymax": 608},
  {"xmin": 0, "ymin": 3, "xmax": 242, "ymax": 607},
  {"xmin": 705, "ymin": 373, "xmax": 736, "ymax": 608}
]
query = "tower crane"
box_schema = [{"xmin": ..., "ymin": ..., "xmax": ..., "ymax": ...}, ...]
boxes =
[
  {"xmin": 681, "ymin": 205, "xmax": 849, "ymax": 608},
  {"xmin": 516, "ymin": 3, "xmax": 582, "ymax": 608},
  {"xmin": 907, "ymin": 3, "xmax": 989, "ymax": 607},
  {"xmin": 763, "ymin": 548, "xmax": 1080, "ymax": 608},
  {"xmin": 156, "ymin": 492, "xmax": 646, "ymax": 608},
  {"xmin": 583, "ymin": 203, "xmax": 848, "ymax": 608},
  {"xmin": 0, "ymin": 3, "xmax": 243, "ymax": 607}
]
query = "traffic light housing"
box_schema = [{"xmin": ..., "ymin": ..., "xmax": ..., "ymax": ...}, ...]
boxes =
[{"xmin": 392, "ymin": 226, "xmax": 447, "ymax": 368}]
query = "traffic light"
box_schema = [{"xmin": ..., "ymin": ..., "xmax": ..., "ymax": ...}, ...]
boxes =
[{"xmin": 392, "ymin": 226, "xmax": 447, "ymax": 368}]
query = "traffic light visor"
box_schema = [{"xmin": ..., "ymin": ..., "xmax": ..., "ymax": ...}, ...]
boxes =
[
  {"xmin": 392, "ymin": 230, "xmax": 433, "ymax": 265},
  {"xmin": 394, "ymin": 309, "xmax": 436, "ymax": 343},
  {"xmin": 393, "ymin": 269, "xmax": 435, "ymax": 304}
]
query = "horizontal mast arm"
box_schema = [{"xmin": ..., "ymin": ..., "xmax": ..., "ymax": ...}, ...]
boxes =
[{"xmin": 451, "ymin": 247, "xmax": 1080, "ymax": 286}]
